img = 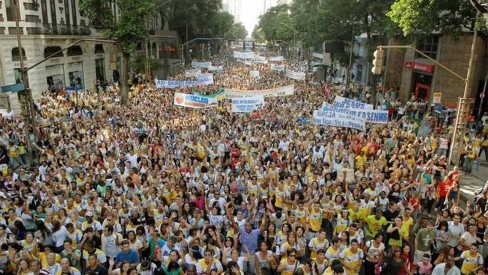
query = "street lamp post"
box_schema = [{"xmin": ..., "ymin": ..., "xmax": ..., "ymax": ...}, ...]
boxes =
[{"xmin": 280, "ymin": 22, "xmax": 299, "ymax": 61}]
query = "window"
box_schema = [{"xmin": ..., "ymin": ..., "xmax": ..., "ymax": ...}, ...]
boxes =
[
  {"xmin": 67, "ymin": 45, "xmax": 83, "ymax": 56},
  {"xmin": 415, "ymin": 36, "xmax": 439, "ymax": 60},
  {"xmin": 5, "ymin": 0, "xmax": 15, "ymax": 21},
  {"xmin": 44, "ymin": 46, "xmax": 64, "ymax": 58},
  {"xmin": 94, "ymin": 44, "xmax": 105, "ymax": 54},
  {"xmin": 12, "ymin": 47, "xmax": 27, "ymax": 61}
]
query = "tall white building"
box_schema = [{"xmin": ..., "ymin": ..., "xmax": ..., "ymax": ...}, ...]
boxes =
[{"xmin": 222, "ymin": 0, "xmax": 242, "ymax": 23}]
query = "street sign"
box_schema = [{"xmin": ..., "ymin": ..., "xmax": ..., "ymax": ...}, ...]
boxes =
[{"xmin": 1, "ymin": 83, "xmax": 25, "ymax": 93}]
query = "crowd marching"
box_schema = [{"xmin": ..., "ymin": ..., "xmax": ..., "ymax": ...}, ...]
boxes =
[{"xmin": 0, "ymin": 49, "xmax": 488, "ymax": 275}]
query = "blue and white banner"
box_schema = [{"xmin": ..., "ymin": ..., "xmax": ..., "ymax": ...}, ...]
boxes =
[
  {"xmin": 155, "ymin": 75, "xmax": 213, "ymax": 88},
  {"xmin": 321, "ymin": 103, "xmax": 389, "ymax": 124},
  {"xmin": 313, "ymin": 110, "xmax": 366, "ymax": 131},
  {"xmin": 233, "ymin": 51, "xmax": 255, "ymax": 59},
  {"xmin": 231, "ymin": 95, "xmax": 265, "ymax": 113},
  {"xmin": 333, "ymin": 95, "xmax": 373, "ymax": 109},
  {"xmin": 269, "ymin": 56, "xmax": 284, "ymax": 62},
  {"xmin": 286, "ymin": 70, "xmax": 306, "ymax": 81},
  {"xmin": 191, "ymin": 61, "xmax": 212, "ymax": 69},
  {"xmin": 174, "ymin": 92, "xmax": 218, "ymax": 108}
]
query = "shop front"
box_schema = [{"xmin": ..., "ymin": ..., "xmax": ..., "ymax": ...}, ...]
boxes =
[
  {"xmin": 405, "ymin": 61, "xmax": 435, "ymax": 101},
  {"xmin": 66, "ymin": 61, "xmax": 85, "ymax": 91},
  {"xmin": 45, "ymin": 64, "xmax": 65, "ymax": 92}
]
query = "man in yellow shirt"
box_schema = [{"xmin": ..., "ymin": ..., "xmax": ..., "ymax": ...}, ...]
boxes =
[
  {"xmin": 458, "ymin": 244, "xmax": 483, "ymax": 275},
  {"xmin": 365, "ymin": 208, "xmax": 388, "ymax": 240},
  {"xmin": 339, "ymin": 239, "xmax": 364, "ymax": 275}
]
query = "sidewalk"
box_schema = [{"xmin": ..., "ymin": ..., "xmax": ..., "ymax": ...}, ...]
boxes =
[{"xmin": 459, "ymin": 160, "xmax": 488, "ymax": 203}]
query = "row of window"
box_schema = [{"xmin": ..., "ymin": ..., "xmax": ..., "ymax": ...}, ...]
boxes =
[{"xmin": 11, "ymin": 44, "xmax": 105, "ymax": 61}]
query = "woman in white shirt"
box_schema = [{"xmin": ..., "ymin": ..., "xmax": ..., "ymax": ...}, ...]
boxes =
[{"xmin": 51, "ymin": 220, "xmax": 68, "ymax": 253}]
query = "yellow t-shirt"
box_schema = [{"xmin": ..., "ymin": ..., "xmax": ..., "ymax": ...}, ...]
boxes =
[
  {"xmin": 340, "ymin": 248, "xmax": 364, "ymax": 275},
  {"xmin": 365, "ymin": 215, "xmax": 387, "ymax": 237},
  {"xmin": 461, "ymin": 251, "xmax": 482, "ymax": 274},
  {"xmin": 309, "ymin": 208, "xmax": 322, "ymax": 232},
  {"xmin": 309, "ymin": 237, "xmax": 329, "ymax": 259},
  {"xmin": 279, "ymin": 259, "xmax": 302, "ymax": 275}
]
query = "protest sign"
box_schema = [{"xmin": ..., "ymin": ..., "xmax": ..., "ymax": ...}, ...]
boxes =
[
  {"xmin": 285, "ymin": 70, "xmax": 306, "ymax": 81},
  {"xmin": 312, "ymin": 112, "xmax": 366, "ymax": 131},
  {"xmin": 191, "ymin": 61, "xmax": 212, "ymax": 69},
  {"xmin": 185, "ymin": 69, "xmax": 201, "ymax": 78},
  {"xmin": 233, "ymin": 51, "xmax": 255, "ymax": 59},
  {"xmin": 322, "ymin": 103, "xmax": 389, "ymax": 124},
  {"xmin": 270, "ymin": 64, "xmax": 286, "ymax": 71},
  {"xmin": 333, "ymin": 95, "xmax": 373, "ymax": 109},
  {"xmin": 224, "ymin": 85, "xmax": 295, "ymax": 98},
  {"xmin": 269, "ymin": 56, "xmax": 284, "ymax": 62},
  {"xmin": 250, "ymin": 71, "xmax": 260, "ymax": 78},
  {"xmin": 155, "ymin": 75, "xmax": 213, "ymax": 88},
  {"xmin": 231, "ymin": 95, "xmax": 265, "ymax": 113},
  {"xmin": 174, "ymin": 92, "xmax": 218, "ymax": 108}
]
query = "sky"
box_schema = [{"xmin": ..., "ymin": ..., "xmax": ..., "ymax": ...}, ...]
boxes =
[{"xmin": 241, "ymin": 0, "xmax": 261, "ymax": 36}]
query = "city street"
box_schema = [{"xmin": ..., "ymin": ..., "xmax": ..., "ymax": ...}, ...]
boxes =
[{"xmin": 460, "ymin": 160, "xmax": 488, "ymax": 203}]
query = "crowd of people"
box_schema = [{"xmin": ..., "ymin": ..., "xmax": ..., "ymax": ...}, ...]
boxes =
[{"xmin": 0, "ymin": 49, "xmax": 487, "ymax": 275}]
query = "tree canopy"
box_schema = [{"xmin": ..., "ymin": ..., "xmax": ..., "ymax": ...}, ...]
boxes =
[{"xmin": 387, "ymin": 0, "xmax": 478, "ymax": 36}]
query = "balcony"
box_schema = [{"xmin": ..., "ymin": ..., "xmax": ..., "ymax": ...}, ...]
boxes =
[{"xmin": 35, "ymin": 23, "xmax": 91, "ymax": 35}]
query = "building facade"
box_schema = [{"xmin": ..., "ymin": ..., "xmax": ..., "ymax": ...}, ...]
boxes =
[
  {"xmin": 0, "ymin": 0, "xmax": 114, "ymax": 111},
  {"xmin": 383, "ymin": 34, "xmax": 486, "ymax": 111}
]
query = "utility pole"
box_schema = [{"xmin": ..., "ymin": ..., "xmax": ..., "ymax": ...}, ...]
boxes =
[
  {"xmin": 375, "ymin": 23, "xmax": 478, "ymax": 166},
  {"xmin": 449, "ymin": 12, "xmax": 479, "ymax": 166},
  {"xmin": 14, "ymin": 0, "xmax": 34, "ymax": 167}
]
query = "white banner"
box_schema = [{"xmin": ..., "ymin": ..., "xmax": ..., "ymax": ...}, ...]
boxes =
[
  {"xmin": 333, "ymin": 95, "xmax": 373, "ymax": 109},
  {"xmin": 286, "ymin": 70, "xmax": 306, "ymax": 81},
  {"xmin": 191, "ymin": 61, "xmax": 212, "ymax": 69},
  {"xmin": 250, "ymin": 71, "xmax": 260, "ymax": 78},
  {"xmin": 233, "ymin": 51, "xmax": 255, "ymax": 59},
  {"xmin": 270, "ymin": 64, "xmax": 285, "ymax": 71},
  {"xmin": 313, "ymin": 110, "xmax": 366, "ymax": 131},
  {"xmin": 185, "ymin": 69, "xmax": 201, "ymax": 78},
  {"xmin": 322, "ymin": 103, "xmax": 389, "ymax": 124},
  {"xmin": 208, "ymin": 65, "xmax": 224, "ymax": 72},
  {"xmin": 231, "ymin": 95, "xmax": 265, "ymax": 113},
  {"xmin": 224, "ymin": 85, "xmax": 295, "ymax": 98},
  {"xmin": 174, "ymin": 92, "xmax": 218, "ymax": 108},
  {"xmin": 155, "ymin": 74, "xmax": 213, "ymax": 88},
  {"xmin": 269, "ymin": 56, "xmax": 284, "ymax": 62}
]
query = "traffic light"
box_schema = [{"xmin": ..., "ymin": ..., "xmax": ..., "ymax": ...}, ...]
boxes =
[{"xmin": 371, "ymin": 49, "xmax": 384, "ymax": 75}]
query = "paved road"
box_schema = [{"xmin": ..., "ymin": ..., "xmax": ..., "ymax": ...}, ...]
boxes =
[{"xmin": 459, "ymin": 160, "xmax": 488, "ymax": 203}]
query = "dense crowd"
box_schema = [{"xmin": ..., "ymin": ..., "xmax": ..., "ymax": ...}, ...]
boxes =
[{"xmin": 0, "ymin": 50, "xmax": 488, "ymax": 275}]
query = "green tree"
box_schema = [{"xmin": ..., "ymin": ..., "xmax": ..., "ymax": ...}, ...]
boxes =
[
  {"xmin": 257, "ymin": 4, "xmax": 294, "ymax": 43},
  {"xmin": 79, "ymin": 0, "xmax": 154, "ymax": 104},
  {"xmin": 208, "ymin": 11, "xmax": 235, "ymax": 38},
  {"xmin": 252, "ymin": 25, "xmax": 265, "ymax": 43},
  {"xmin": 388, "ymin": 0, "xmax": 477, "ymax": 36},
  {"xmin": 166, "ymin": 0, "xmax": 222, "ymax": 42},
  {"xmin": 232, "ymin": 23, "xmax": 248, "ymax": 40}
]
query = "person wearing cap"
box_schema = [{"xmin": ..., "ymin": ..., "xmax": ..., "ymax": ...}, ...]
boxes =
[{"xmin": 81, "ymin": 211, "xmax": 102, "ymax": 235}]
